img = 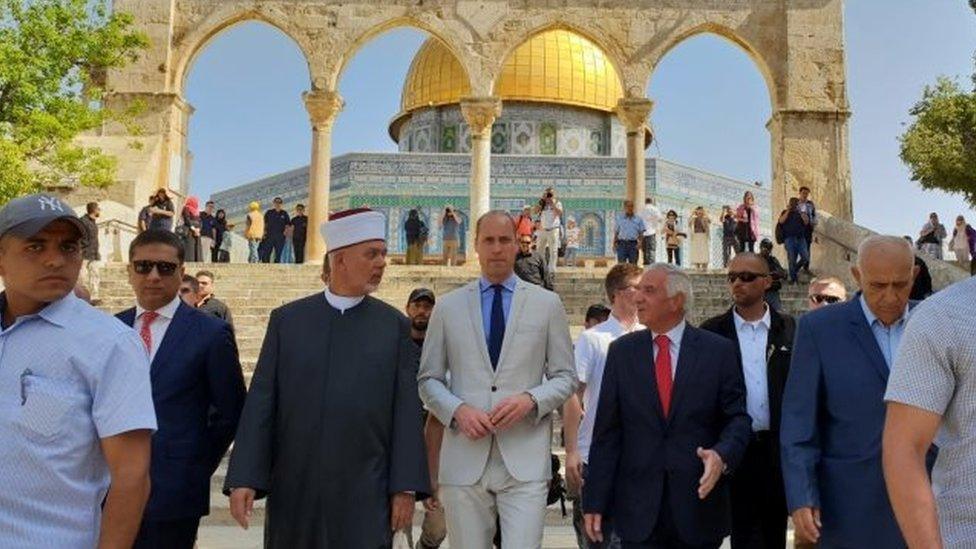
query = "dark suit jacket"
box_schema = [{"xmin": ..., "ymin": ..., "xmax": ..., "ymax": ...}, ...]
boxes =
[
  {"xmin": 781, "ymin": 296, "xmax": 910, "ymax": 548},
  {"xmin": 700, "ymin": 306, "xmax": 796, "ymax": 438},
  {"xmin": 118, "ymin": 302, "xmax": 245, "ymax": 521},
  {"xmin": 582, "ymin": 325, "xmax": 751, "ymax": 545}
]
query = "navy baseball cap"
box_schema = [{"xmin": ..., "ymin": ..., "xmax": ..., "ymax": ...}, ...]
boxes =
[
  {"xmin": 0, "ymin": 194, "xmax": 86, "ymax": 240},
  {"xmin": 407, "ymin": 288, "xmax": 435, "ymax": 305}
]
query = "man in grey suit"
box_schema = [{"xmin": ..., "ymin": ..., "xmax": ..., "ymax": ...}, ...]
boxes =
[{"xmin": 419, "ymin": 210, "xmax": 578, "ymax": 549}]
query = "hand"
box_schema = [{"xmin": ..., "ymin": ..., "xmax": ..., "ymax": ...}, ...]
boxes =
[
  {"xmin": 453, "ymin": 404, "xmax": 494, "ymax": 440},
  {"xmin": 422, "ymin": 483, "xmax": 440, "ymax": 512},
  {"xmin": 390, "ymin": 492, "xmax": 415, "ymax": 532},
  {"xmin": 696, "ymin": 447, "xmax": 724, "ymax": 499},
  {"xmin": 792, "ymin": 507, "xmax": 822, "ymax": 544},
  {"xmin": 489, "ymin": 393, "xmax": 536, "ymax": 430},
  {"xmin": 565, "ymin": 450, "xmax": 584, "ymax": 494},
  {"xmin": 229, "ymin": 487, "xmax": 256, "ymax": 530},
  {"xmin": 584, "ymin": 513, "xmax": 604, "ymax": 543}
]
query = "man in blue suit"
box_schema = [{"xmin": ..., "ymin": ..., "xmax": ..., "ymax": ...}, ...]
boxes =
[
  {"xmin": 118, "ymin": 230, "xmax": 246, "ymax": 549},
  {"xmin": 781, "ymin": 235, "xmax": 918, "ymax": 548},
  {"xmin": 583, "ymin": 264, "xmax": 751, "ymax": 548}
]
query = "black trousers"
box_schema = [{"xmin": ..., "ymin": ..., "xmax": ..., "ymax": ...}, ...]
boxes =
[
  {"xmin": 132, "ymin": 517, "xmax": 201, "ymax": 549},
  {"xmin": 730, "ymin": 434, "xmax": 788, "ymax": 549},
  {"xmin": 294, "ymin": 239, "xmax": 306, "ymax": 264},
  {"xmin": 623, "ymin": 479, "xmax": 722, "ymax": 549}
]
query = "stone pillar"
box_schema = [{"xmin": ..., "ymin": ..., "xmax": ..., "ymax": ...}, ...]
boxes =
[
  {"xmin": 616, "ymin": 98, "xmax": 654, "ymax": 209},
  {"xmin": 303, "ymin": 90, "xmax": 344, "ymax": 263},
  {"xmin": 460, "ymin": 97, "xmax": 502, "ymax": 258}
]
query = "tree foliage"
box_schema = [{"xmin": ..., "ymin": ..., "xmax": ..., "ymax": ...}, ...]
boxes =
[{"xmin": 0, "ymin": 0, "xmax": 148, "ymax": 203}]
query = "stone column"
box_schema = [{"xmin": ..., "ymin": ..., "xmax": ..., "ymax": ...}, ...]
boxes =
[
  {"xmin": 302, "ymin": 90, "xmax": 344, "ymax": 263},
  {"xmin": 460, "ymin": 96, "xmax": 502, "ymax": 257},
  {"xmin": 616, "ymin": 98, "xmax": 654, "ymax": 209}
]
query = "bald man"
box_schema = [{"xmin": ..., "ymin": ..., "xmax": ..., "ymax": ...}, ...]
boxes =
[{"xmin": 781, "ymin": 236, "xmax": 919, "ymax": 548}]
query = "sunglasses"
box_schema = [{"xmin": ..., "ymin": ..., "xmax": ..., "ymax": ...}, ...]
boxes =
[
  {"xmin": 809, "ymin": 294, "xmax": 842, "ymax": 305},
  {"xmin": 727, "ymin": 271, "xmax": 768, "ymax": 283},
  {"xmin": 179, "ymin": 286, "xmax": 193, "ymax": 294},
  {"xmin": 132, "ymin": 260, "xmax": 179, "ymax": 276}
]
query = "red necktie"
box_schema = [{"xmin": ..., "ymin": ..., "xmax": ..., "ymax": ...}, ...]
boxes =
[
  {"xmin": 140, "ymin": 311, "xmax": 159, "ymax": 354},
  {"xmin": 654, "ymin": 334, "xmax": 673, "ymax": 416}
]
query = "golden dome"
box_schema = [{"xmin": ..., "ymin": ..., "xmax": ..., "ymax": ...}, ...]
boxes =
[{"xmin": 391, "ymin": 30, "xmax": 625, "ymax": 140}]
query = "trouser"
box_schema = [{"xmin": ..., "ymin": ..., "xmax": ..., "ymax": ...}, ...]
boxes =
[
  {"xmin": 397, "ymin": 503, "xmax": 447, "ymax": 549},
  {"xmin": 440, "ymin": 440, "xmax": 548, "ymax": 549},
  {"xmin": 616, "ymin": 240, "xmax": 639, "ymax": 264},
  {"xmin": 623, "ymin": 479, "xmax": 720, "ymax": 549},
  {"xmin": 730, "ymin": 433, "xmax": 788, "ymax": 549},
  {"xmin": 737, "ymin": 238, "xmax": 755, "ymax": 253},
  {"xmin": 294, "ymin": 239, "xmax": 306, "ymax": 264},
  {"xmin": 667, "ymin": 247, "xmax": 682, "ymax": 266},
  {"xmin": 81, "ymin": 259, "xmax": 101, "ymax": 300},
  {"xmin": 572, "ymin": 465, "xmax": 621, "ymax": 549},
  {"xmin": 201, "ymin": 236, "xmax": 214, "ymax": 263},
  {"xmin": 784, "ymin": 236, "xmax": 810, "ymax": 282},
  {"xmin": 132, "ymin": 517, "xmax": 201, "ymax": 549},
  {"xmin": 406, "ymin": 242, "xmax": 424, "ymax": 264},
  {"xmin": 266, "ymin": 235, "xmax": 286, "ymax": 263},
  {"xmin": 443, "ymin": 239, "xmax": 459, "ymax": 266},
  {"xmin": 722, "ymin": 236, "xmax": 737, "ymax": 268},
  {"xmin": 564, "ymin": 247, "xmax": 578, "ymax": 266},
  {"xmin": 248, "ymin": 239, "xmax": 260, "ymax": 263},
  {"xmin": 641, "ymin": 235, "xmax": 657, "ymax": 265},
  {"xmin": 539, "ymin": 228, "xmax": 560, "ymax": 272}
]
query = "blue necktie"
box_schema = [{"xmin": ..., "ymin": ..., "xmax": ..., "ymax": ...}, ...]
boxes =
[{"xmin": 488, "ymin": 284, "xmax": 505, "ymax": 369}]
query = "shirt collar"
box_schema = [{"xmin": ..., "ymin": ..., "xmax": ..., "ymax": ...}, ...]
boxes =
[
  {"xmin": 859, "ymin": 294, "xmax": 910, "ymax": 329},
  {"xmin": 651, "ymin": 320, "xmax": 686, "ymax": 346},
  {"xmin": 602, "ymin": 313, "xmax": 643, "ymax": 334},
  {"xmin": 733, "ymin": 304, "xmax": 771, "ymax": 331},
  {"xmin": 0, "ymin": 290, "xmax": 78, "ymax": 328},
  {"xmin": 479, "ymin": 273, "xmax": 519, "ymax": 294},
  {"xmin": 136, "ymin": 295, "xmax": 181, "ymax": 320},
  {"xmin": 324, "ymin": 286, "xmax": 365, "ymax": 314}
]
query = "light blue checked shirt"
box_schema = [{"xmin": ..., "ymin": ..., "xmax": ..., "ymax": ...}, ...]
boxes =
[
  {"xmin": 615, "ymin": 213, "xmax": 647, "ymax": 241},
  {"xmin": 860, "ymin": 294, "xmax": 910, "ymax": 369},
  {"xmin": 0, "ymin": 291, "xmax": 156, "ymax": 548}
]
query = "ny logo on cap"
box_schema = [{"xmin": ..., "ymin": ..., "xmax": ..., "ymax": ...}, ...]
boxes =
[{"xmin": 37, "ymin": 196, "xmax": 64, "ymax": 212}]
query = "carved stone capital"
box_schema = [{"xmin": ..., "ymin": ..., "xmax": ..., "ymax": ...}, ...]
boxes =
[
  {"xmin": 302, "ymin": 90, "xmax": 344, "ymax": 130},
  {"xmin": 460, "ymin": 96, "xmax": 502, "ymax": 137},
  {"xmin": 615, "ymin": 97, "xmax": 654, "ymax": 132}
]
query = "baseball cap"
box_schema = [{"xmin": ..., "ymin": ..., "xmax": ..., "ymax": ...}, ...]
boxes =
[
  {"xmin": 407, "ymin": 288, "xmax": 435, "ymax": 305},
  {"xmin": 0, "ymin": 194, "xmax": 86, "ymax": 240}
]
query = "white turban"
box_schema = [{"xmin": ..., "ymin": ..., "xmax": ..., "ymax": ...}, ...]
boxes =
[{"xmin": 321, "ymin": 208, "xmax": 386, "ymax": 252}]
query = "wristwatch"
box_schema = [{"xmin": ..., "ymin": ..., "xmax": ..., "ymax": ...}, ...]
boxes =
[{"xmin": 525, "ymin": 392, "xmax": 539, "ymax": 411}]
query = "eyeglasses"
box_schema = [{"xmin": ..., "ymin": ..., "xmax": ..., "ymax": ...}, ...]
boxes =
[
  {"xmin": 727, "ymin": 271, "xmax": 768, "ymax": 283},
  {"xmin": 179, "ymin": 287, "xmax": 193, "ymax": 294},
  {"xmin": 809, "ymin": 294, "xmax": 842, "ymax": 305},
  {"xmin": 132, "ymin": 260, "xmax": 179, "ymax": 276}
]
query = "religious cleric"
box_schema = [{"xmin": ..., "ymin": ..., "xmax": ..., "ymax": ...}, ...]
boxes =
[{"xmin": 224, "ymin": 208, "xmax": 430, "ymax": 547}]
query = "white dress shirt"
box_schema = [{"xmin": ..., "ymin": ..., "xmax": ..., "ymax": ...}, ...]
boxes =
[
  {"xmin": 575, "ymin": 315, "xmax": 644, "ymax": 463},
  {"xmin": 324, "ymin": 287, "xmax": 365, "ymax": 314},
  {"xmin": 651, "ymin": 320, "xmax": 686, "ymax": 379},
  {"xmin": 641, "ymin": 204, "xmax": 664, "ymax": 236},
  {"xmin": 733, "ymin": 306, "xmax": 772, "ymax": 431},
  {"xmin": 135, "ymin": 295, "xmax": 181, "ymax": 363}
]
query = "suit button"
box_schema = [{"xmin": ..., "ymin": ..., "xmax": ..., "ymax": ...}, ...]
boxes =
[{"xmin": 491, "ymin": 386, "xmax": 497, "ymax": 392}]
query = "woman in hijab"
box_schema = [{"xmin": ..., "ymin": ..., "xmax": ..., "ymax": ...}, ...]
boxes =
[{"xmin": 180, "ymin": 196, "xmax": 203, "ymax": 262}]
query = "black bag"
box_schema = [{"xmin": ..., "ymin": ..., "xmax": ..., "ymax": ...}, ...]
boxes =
[
  {"xmin": 547, "ymin": 453, "xmax": 567, "ymax": 516},
  {"xmin": 774, "ymin": 221, "xmax": 785, "ymax": 245}
]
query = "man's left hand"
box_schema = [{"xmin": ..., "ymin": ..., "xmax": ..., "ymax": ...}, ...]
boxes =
[
  {"xmin": 489, "ymin": 393, "xmax": 536, "ymax": 430},
  {"xmin": 390, "ymin": 492, "xmax": 415, "ymax": 532},
  {"xmin": 696, "ymin": 447, "xmax": 725, "ymax": 499}
]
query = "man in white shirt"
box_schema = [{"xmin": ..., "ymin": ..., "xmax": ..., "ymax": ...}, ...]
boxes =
[
  {"xmin": 536, "ymin": 187, "xmax": 564, "ymax": 273},
  {"xmin": 564, "ymin": 263, "xmax": 644, "ymax": 548},
  {"xmin": 640, "ymin": 197, "xmax": 664, "ymax": 266}
]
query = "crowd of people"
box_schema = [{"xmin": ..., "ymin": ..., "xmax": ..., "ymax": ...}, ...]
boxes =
[{"xmin": 1, "ymin": 192, "xmax": 974, "ymax": 549}]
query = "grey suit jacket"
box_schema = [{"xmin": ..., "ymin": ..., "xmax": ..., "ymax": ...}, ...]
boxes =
[{"xmin": 418, "ymin": 278, "xmax": 577, "ymax": 485}]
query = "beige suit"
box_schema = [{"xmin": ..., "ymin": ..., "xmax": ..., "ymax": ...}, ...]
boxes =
[{"xmin": 418, "ymin": 277, "xmax": 577, "ymax": 548}]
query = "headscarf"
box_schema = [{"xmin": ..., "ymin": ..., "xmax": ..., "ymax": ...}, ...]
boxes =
[
  {"xmin": 184, "ymin": 196, "xmax": 200, "ymax": 217},
  {"xmin": 249, "ymin": 201, "xmax": 260, "ymax": 212}
]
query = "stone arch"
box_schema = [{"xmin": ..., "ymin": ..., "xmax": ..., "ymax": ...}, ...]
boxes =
[
  {"xmin": 170, "ymin": 7, "xmax": 315, "ymax": 93},
  {"xmin": 641, "ymin": 23, "xmax": 780, "ymax": 111},
  {"xmin": 328, "ymin": 17, "xmax": 475, "ymax": 93},
  {"xmin": 489, "ymin": 22, "xmax": 627, "ymax": 96}
]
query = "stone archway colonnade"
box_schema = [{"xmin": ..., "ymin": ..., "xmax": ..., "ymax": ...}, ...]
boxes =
[{"xmin": 105, "ymin": 0, "xmax": 852, "ymax": 261}]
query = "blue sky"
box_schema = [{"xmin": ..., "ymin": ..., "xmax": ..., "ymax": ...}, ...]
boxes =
[{"xmin": 184, "ymin": 2, "xmax": 976, "ymax": 237}]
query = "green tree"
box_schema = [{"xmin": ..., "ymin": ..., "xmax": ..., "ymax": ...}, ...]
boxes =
[
  {"xmin": 899, "ymin": 74, "xmax": 976, "ymax": 209},
  {"xmin": 0, "ymin": 0, "xmax": 148, "ymax": 203}
]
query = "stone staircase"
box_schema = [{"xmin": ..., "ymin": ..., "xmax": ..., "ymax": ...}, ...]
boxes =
[{"xmin": 98, "ymin": 263, "xmax": 811, "ymax": 373}]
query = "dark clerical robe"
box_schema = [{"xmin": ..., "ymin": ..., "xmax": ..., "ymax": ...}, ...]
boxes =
[{"xmin": 224, "ymin": 293, "xmax": 429, "ymax": 548}]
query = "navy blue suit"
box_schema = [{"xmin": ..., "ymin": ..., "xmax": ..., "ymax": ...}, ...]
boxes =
[
  {"xmin": 117, "ymin": 303, "xmax": 246, "ymax": 532},
  {"xmin": 781, "ymin": 297, "xmax": 909, "ymax": 548},
  {"xmin": 583, "ymin": 326, "xmax": 751, "ymax": 547}
]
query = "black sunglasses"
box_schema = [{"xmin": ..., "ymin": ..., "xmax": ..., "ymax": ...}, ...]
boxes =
[
  {"xmin": 727, "ymin": 271, "xmax": 768, "ymax": 283},
  {"xmin": 810, "ymin": 294, "xmax": 842, "ymax": 305},
  {"xmin": 133, "ymin": 260, "xmax": 179, "ymax": 276},
  {"xmin": 179, "ymin": 286, "xmax": 193, "ymax": 294}
]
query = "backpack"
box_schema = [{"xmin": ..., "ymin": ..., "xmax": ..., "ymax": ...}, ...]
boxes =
[{"xmin": 774, "ymin": 217, "xmax": 785, "ymax": 245}]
